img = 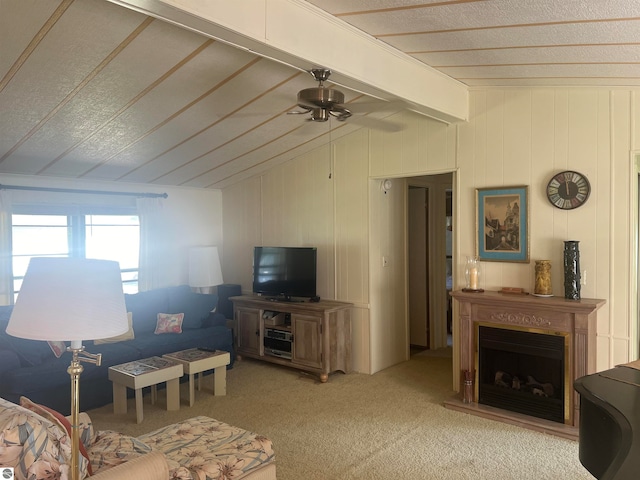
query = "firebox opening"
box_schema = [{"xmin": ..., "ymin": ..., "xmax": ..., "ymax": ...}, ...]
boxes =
[{"xmin": 477, "ymin": 324, "xmax": 569, "ymax": 424}]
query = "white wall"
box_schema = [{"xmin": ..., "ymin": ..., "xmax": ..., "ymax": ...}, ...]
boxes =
[
  {"xmin": 368, "ymin": 175, "xmax": 407, "ymax": 372},
  {"xmin": 0, "ymin": 174, "xmax": 222, "ymax": 287}
]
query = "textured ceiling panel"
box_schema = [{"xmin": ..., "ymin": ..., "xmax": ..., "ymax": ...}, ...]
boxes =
[
  {"xmin": 381, "ymin": 21, "xmax": 640, "ymax": 52},
  {"xmin": 20, "ymin": 20, "xmax": 207, "ymax": 177},
  {"xmin": 109, "ymin": 65, "xmax": 305, "ymax": 184},
  {"xmin": 316, "ymin": 0, "xmax": 640, "ymax": 34},
  {"xmin": 0, "ymin": 0, "xmax": 146, "ymax": 168},
  {"xmin": 0, "ymin": 0, "xmax": 61, "ymax": 76},
  {"xmin": 1, "ymin": 0, "xmax": 638, "ymax": 189}
]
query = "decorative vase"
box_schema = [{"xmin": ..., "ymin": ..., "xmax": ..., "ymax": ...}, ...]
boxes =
[
  {"xmin": 563, "ymin": 241, "xmax": 581, "ymax": 300},
  {"xmin": 464, "ymin": 256, "xmax": 482, "ymax": 292},
  {"xmin": 534, "ymin": 260, "xmax": 552, "ymax": 295}
]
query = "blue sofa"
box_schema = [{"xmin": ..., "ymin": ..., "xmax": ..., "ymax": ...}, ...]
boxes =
[{"xmin": 0, "ymin": 285, "xmax": 235, "ymax": 414}]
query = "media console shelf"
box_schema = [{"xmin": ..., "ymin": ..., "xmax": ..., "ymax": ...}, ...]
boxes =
[{"xmin": 230, "ymin": 295, "xmax": 352, "ymax": 382}]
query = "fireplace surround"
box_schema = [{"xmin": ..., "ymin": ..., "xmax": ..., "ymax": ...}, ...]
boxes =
[{"xmin": 447, "ymin": 290, "xmax": 605, "ymax": 440}]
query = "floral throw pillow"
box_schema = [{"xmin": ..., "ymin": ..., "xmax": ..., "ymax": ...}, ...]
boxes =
[
  {"xmin": 0, "ymin": 398, "xmax": 70, "ymax": 479},
  {"xmin": 154, "ymin": 313, "xmax": 184, "ymax": 334},
  {"xmin": 19, "ymin": 396, "xmax": 92, "ymax": 475},
  {"xmin": 47, "ymin": 341, "xmax": 67, "ymax": 358}
]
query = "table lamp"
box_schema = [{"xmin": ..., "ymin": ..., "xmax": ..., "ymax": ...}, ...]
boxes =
[
  {"xmin": 6, "ymin": 257, "xmax": 129, "ymax": 480},
  {"xmin": 188, "ymin": 246, "xmax": 223, "ymax": 294}
]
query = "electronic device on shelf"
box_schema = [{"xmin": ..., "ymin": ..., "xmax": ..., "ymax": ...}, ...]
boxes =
[
  {"xmin": 264, "ymin": 328, "xmax": 292, "ymax": 359},
  {"xmin": 263, "ymin": 311, "xmax": 289, "ymax": 326},
  {"xmin": 252, "ymin": 246, "xmax": 317, "ymax": 300}
]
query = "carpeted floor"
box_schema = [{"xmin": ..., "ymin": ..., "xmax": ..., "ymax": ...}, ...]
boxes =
[{"xmin": 88, "ymin": 352, "xmax": 593, "ymax": 479}]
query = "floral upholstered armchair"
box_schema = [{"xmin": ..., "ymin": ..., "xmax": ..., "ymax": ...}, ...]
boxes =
[
  {"xmin": 0, "ymin": 396, "xmax": 167, "ymax": 479},
  {"xmin": 0, "ymin": 397, "xmax": 275, "ymax": 480}
]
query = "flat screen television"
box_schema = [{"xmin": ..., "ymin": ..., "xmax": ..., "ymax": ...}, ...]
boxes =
[{"xmin": 252, "ymin": 246, "xmax": 317, "ymax": 300}]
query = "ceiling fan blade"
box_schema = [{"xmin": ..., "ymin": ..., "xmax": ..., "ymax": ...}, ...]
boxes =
[
  {"xmin": 329, "ymin": 105, "xmax": 352, "ymax": 121},
  {"xmin": 287, "ymin": 107, "xmax": 312, "ymax": 115},
  {"xmin": 296, "ymin": 99, "xmax": 318, "ymax": 109}
]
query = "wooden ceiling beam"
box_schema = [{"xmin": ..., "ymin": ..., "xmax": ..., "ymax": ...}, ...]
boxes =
[{"xmin": 106, "ymin": 0, "xmax": 469, "ymax": 123}]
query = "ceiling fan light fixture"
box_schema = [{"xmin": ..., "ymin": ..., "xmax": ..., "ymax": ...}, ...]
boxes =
[{"xmin": 309, "ymin": 108, "xmax": 330, "ymax": 122}]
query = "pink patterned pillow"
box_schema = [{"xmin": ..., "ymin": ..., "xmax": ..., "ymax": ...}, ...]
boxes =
[
  {"xmin": 47, "ymin": 341, "xmax": 66, "ymax": 358},
  {"xmin": 154, "ymin": 313, "xmax": 184, "ymax": 334}
]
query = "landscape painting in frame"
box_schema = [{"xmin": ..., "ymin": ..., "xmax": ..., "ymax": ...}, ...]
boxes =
[{"xmin": 476, "ymin": 185, "xmax": 529, "ymax": 262}]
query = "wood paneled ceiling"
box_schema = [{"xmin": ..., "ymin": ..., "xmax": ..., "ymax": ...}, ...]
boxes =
[{"xmin": 1, "ymin": 0, "xmax": 639, "ymax": 189}]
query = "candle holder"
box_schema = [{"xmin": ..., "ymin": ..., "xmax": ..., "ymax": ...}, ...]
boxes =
[
  {"xmin": 463, "ymin": 256, "xmax": 484, "ymax": 292},
  {"xmin": 462, "ymin": 369, "xmax": 474, "ymax": 404}
]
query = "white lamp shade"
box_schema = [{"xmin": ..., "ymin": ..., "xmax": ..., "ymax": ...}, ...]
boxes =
[
  {"xmin": 6, "ymin": 257, "xmax": 129, "ymax": 342},
  {"xmin": 188, "ymin": 246, "xmax": 223, "ymax": 288}
]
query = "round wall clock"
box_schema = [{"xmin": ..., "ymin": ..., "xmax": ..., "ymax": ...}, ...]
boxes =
[{"xmin": 546, "ymin": 171, "xmax": 591, "ymax": 210}]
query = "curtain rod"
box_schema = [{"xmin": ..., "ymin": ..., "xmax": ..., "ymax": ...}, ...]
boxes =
[{"xmin": 0, "ymin": 184, "xmax": 168, "ymax": 198}]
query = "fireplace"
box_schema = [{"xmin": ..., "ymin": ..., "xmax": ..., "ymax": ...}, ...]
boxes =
[
  {"xmin": 447, "ymin": 290, "xmax": 605, "ymax": 439},
  {"xmin": 477, "ymin": 324, "xmax": 569, "ymax": 424}
]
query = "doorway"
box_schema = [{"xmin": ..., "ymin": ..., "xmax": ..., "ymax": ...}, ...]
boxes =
[
  {"xmin": 407, "ymin": 173, "xmax": 453, "ymax": 352},
  {"xmin": 634, "ymin": 151, "xmax": 640, "ymax": 359}
]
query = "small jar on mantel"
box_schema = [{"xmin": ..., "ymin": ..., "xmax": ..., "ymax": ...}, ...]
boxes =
[{"xmin": 534, "ymin": 260, "xmax": 552, "ymax": 296}]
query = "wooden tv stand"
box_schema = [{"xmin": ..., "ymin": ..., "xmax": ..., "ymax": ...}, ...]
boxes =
[{"xmin": 230, "ymin": 295, "xmax": 352, "ymax": 382}]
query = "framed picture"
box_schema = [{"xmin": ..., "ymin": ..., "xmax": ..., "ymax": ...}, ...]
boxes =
[{"xmin": 476, "ymin": 185, "xmax": 529, "ymax": 262}]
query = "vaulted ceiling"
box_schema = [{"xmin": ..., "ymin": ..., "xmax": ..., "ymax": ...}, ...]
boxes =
[{"xmin": 1, "ymin": 0, "xmax": 639, "ymax": 189}]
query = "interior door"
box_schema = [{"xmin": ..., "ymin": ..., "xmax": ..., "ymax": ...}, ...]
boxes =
[{"xmin": 408, "ymin": 186, "xmax": 429, "ymax": 347}]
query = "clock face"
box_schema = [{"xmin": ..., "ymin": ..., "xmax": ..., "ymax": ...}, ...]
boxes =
[{"xmin": 546, "ymin": 171, "xmax": 591, "ymax": 210}]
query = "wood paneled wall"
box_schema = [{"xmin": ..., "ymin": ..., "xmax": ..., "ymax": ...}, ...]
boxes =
[
  {"xmin": 222, "ymin": 87, "xmax": 640, "ymax": 377},
  {"xmin": 222, "ymin": 131, "xmax": 374, "ymax": 373},
  {"xmin": 458, "ymin": 88, "xmax": 639, "ymax": 371}
]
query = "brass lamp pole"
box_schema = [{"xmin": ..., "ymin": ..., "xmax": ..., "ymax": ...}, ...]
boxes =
[{"xmin": 68, "ymin": 344, "xmax": 102, "ymax": 480}]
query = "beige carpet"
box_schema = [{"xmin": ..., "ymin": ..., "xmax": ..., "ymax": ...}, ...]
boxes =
[{"xmin": 87, "ymin": 354, "xmax": 593, "ymax": 480}]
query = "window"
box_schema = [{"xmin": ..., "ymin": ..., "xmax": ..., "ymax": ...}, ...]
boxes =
[{"xmin": 11, "ymin": 212, "xmax": 140, "ymax": 299}]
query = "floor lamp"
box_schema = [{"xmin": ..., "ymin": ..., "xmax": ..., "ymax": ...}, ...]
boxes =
[
  {"xmin": 6, "ymin": 257, "xmax": 129, "ymax": 480},
  {"xmin": 188, "ymin": 246, "xmax": 224, "ymax": 294}
]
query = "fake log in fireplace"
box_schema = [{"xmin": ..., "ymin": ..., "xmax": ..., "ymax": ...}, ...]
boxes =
[{"xmin": 477, "ymin": 324, "xmax": 569, "ymax": 424}]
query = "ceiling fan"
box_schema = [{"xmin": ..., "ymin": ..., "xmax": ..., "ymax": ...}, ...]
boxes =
[
  {"xmin": 288, "ymin": 68, "xmax": 351, "ymax": 122},
  {"xmin": 288, "ymin": 69, "xmax": 403, "ymax": 131}
]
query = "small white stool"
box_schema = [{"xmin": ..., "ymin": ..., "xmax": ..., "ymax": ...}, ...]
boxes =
[
  {"xmin": 108, "ymin": 357, "xmax": 183, "ymax": 423},
  {"xmin": 163, "ymin": 349, "xmax": 231, "ymax": 407}
]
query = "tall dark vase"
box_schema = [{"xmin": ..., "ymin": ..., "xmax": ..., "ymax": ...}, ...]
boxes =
[{"xmin": 564, "ymin": 240, "xmax": 581, "ymax": 300}]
